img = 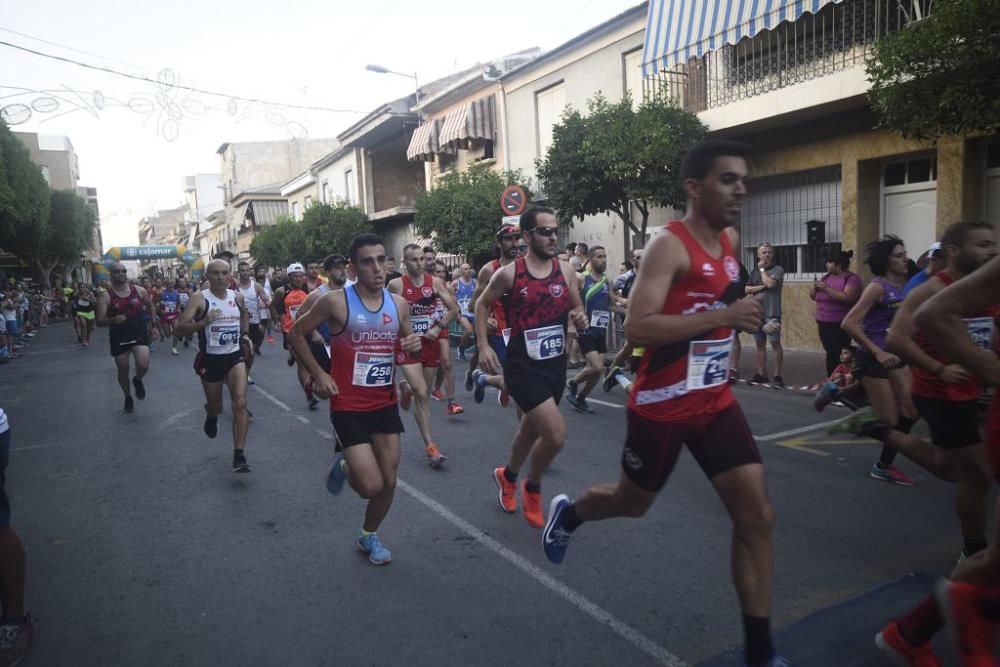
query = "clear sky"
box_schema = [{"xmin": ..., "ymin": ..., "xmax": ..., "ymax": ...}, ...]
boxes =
[{"xmin": 0, "ymin": 0, "xmax": 643, "ymax": 250}]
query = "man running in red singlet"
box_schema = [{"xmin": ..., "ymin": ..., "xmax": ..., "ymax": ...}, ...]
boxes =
[
  {"xmin": 270, "ymin": 264, "xmax": 315, "ymax": 408},
  {"xmin": 289, "ymin": 233, "xmax": 422, "ymax": 565},
  {"xmin": 541, "ymin": 141, "xmax": 787, "ymax": 667},
  {"xmin": 96, "ymin": 263, "xmax": 157, "ymax": 413},
  {"xmin": 387, "ymin": 244, "xmax": 459, "ymax": 467},
  {"xmin": 476, "ymin": 207, "xmax": 589, "ymax": 529}
]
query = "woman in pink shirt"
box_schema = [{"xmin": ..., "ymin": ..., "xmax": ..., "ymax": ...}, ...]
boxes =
[{"xmin": 810, "ymin": 249, "xmax": 862, "ymax": 375}]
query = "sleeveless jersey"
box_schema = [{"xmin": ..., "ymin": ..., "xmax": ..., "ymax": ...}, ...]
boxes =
[
  {"xmin": 401, "ymin": 274, "xmax": 438, "ymax": 338},
  {"xmin": 197, "ymin": 289, "xmax": 242, "ymax": 355},
  {"xmin": 490, "ymin": 259, "xmax": 510, "ymax": 332},
  {"xmin": 911, "ymin": 271, "xmax": 997, "ymax": 402},
  {"xmin": 504, "ymin": 257, "xmax": 570, "ymax": 369},
  {"xmin": 456, "ymin": 278, "xmax": 477, "ymax": 317},
  {"xmin": 329, "ymin": 285, "xmax": 399, "ymax": 412},
  {"xmin": 159, "ymin": 290, "xmax": 180, "ymax": 317},
  {"xmin": 280, "ymin": 286, "xmax": 309, "ymax": 333},
  {"xmin": 581, "ymin": 273, "xmax": 610, "ymax": 337},
  {"xmin": 259, "ymin": 279, "xmax": 272, "ymax": 319},
  {"xmin": 238, "ymin": 281, "xmax": 260, "ymax": 324},
  {"xmin": 108, "ymin": 283, "xmax": 146, "ymax": 321},
  {"xmin": 74, "ymin": 296, "xmax": 95, "ymax": 315},
  {"xmin": 178, "ymin": 289, "xmax": 191, "ymax": 310},
  {"xmin": 862, "ymin": 277, "xmax": 904, "ymax": 350},
  {"xmin": 630, "ymin": 221, "xmax": 744, "ymax": 422}
]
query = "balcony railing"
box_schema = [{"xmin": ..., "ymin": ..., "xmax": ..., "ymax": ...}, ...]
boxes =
[{"xmin": 645, "ymin": 0, "xmax": 934, "ymax": 113}]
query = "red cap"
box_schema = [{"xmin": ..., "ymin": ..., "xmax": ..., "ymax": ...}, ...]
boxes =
[{"xmin": 495, "ymin": 224, "xmax": 520, "ymax": 238}]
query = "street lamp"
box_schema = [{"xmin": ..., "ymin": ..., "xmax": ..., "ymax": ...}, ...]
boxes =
[{"xmin": 365, "ymin": 63, "xmax": 420, "ymax": 105}]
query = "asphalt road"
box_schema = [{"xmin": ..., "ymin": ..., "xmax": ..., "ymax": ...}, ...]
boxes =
[{"xmin": 2, "ymin": 322, "xmax": 963, "ymax": 666}]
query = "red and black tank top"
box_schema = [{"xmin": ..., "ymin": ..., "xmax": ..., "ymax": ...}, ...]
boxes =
[
  {"xmin": 401, "ymin": 274, "xmax": 438, "ymax": 337},
  {"xmin": 108, "ymin": 283, "xmax": 146, "ymax": 321},
  {"xmin": 504, "ymin": 257, "xmax": 570, "ymax": 368}
]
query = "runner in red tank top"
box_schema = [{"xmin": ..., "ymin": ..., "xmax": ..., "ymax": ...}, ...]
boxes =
[
  {"xmin": 466, "ymin": 225, "xmax": 519, "ymax": 407},
  {"xmin": 289, "ymin": 233, "xmax": 423, "ymax": 566},
  {"xmin": 96, "ymin": 262, "xmax": 156, "ymax": 414},
  {"xmin": 882, "ymin": 240, "xmax": 1000, "ymax": 662},
  {"xmin": 872, "ymin": 222, "xmax": 1000, "ymax": 662},
  {"xmin": 387, "ymin": 243, "xmax": 460, "ymax": 467},
  {"xmin": 476, "ymin": 207, "xmax": 589, "ymax": 530},
  {"xmin": 541, "ymin": 141, "xmax": 789, "ymax": 666}
]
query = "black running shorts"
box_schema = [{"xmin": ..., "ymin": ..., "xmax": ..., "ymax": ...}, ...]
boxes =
[
  {"xmin": 504, "ymin": 362, "xmax": 565, "ymax": 413},
  {"xmin": 309, "ymin": 340, "xmax": 331, "ymax": 371},
  {"xmin": 578, "ymin": 332, "xmax": 607, "ymax": 356},
  {"xmin": 855, "ymin": 348, "xmax": 904, "ymax": 381},
  {"xmin": 330, "ymin": 404, "xmax": 404, "ymax": 449},
  {"xmin": 622, "ymin": 403, "xmax": 762, "ymax": 492},
  {"xmin": 913, "ymin": 395, "xmax": 981, "ymax": 450},
  {"xmin": 195, "ymin": 350, "xmax": 245, "ymax": 383}
]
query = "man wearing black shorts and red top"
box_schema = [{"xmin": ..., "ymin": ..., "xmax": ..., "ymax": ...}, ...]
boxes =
[
  {"xmin": 387, "ymin": 244, "xmax": 459, "ymax": 467},
  {"xmin": 476, "ymin": 207, "xmax": 589, "ymax": 529},
  {"xmin": 175, "ymin": 259, "xmax": 253, "ymax": 473},
  {"xmin": 903, "ymin": 254, "xmax": 1000, "ymax": 664},
  {"xmin": 289, "ymin": 233, "xmax": 422, "ymax": 565},
  {"xmin": 96, "ymin": 263, "xmax": 156, "ymax": 414},
  {"xmin": 541, "ymin": 141, "xmax": 787, "ymax": 667}
]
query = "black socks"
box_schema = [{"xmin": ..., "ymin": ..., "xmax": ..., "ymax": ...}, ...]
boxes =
[{"xmin": 742, "ymin": 615, "xmax": 775, "ymax": 664}]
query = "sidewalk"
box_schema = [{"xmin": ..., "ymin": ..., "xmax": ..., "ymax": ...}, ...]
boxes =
[{"xmin": 732, "ymin": 343, "xmax": 828, "ymax": 393}]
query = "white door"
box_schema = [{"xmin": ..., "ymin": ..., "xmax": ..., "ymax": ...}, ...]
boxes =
[{"xmin": 883, "ymin": 187, "xmax": 937, "ymax": 258}]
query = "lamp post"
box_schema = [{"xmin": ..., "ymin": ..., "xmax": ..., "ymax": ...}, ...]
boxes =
[{"xmin": 365, "ymin": 63, "xmax": 420, "ymax": 106}]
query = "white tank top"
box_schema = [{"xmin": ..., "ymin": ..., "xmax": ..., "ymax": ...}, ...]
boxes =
[
  {"xmin": 238, "ymin": 281, "xmax": 260, "ymax": 324},
  {"xmin": 201, "ymin": 289, "xmax": 242, "ymax": 355}
]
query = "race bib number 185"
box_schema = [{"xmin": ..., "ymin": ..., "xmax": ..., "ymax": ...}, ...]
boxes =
[{"xmin": 524, "ymin": 325, "xmax": 564, "ymax": 361}]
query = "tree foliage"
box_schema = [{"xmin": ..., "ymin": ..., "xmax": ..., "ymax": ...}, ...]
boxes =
[
  {"xmin": 0, "ymin": 119, "xmax": 50, "ymax": 267},
  {"xmin": 249, "ymin": 202, "xmax": 370, "ymax": 268},
  {"xmin": 37, "ymin": 189, "xmax": 97, "ymax": 286},
  {"xmin": 536, "ymin": 93, "xmax": 707, "ymax": 244},
  {"xmin": 866, "ymin": 0, "xmax": 1000, "ymax": 140},
  {"xmin": 414, "ymin": 163, "xmax": 529, "ymax": 256}
]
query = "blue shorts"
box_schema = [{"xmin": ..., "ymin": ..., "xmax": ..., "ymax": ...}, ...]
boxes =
[
  {"xmin": 5, "ymin": 320, "xmax": 17, "ymax": 336},
  {"xmin": 0, "ymin": 428, "xmax": 11, "ymax": 528},
  {"xmin": 489, "ymin": 334, "xmax": 507, "ymax": 366}
]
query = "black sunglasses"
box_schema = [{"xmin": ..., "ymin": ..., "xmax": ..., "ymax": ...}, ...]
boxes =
[{"xmin": 529, "ymin": 227, "xmax": 558, "ymax": 237}]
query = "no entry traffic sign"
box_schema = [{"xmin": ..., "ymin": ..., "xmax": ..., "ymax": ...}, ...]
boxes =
[{"xmin": 500, "ymin": 185, "xmax": 527, "ymax": 216}]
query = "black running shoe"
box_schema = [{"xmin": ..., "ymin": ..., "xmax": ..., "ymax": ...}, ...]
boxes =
[
  {"xmin": 124, "ymin": 396, "xmax": 134, "ymax": 413},
  {"xmin": 287, "ymin": 356, "xmax": 295, "ymax": 367},
  {"xmin": 204, "ymin": 414, "xmax": 218, "ymax": 438},
  {"xmin": 132, "ymin": 377, "xmax": 146, "ymax": 400},
  {"xmin": 233, "ymin": 453, "xmax": 251, "ymax": 473},
  {"xmin": 309, "ymin": 397, "xmax": 319, "ymax": 410}
]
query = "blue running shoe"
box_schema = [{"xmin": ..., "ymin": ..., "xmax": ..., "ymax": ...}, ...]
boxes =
[
  {"xmin": 326, "ymin": 454, "xmax": 347, "ymax": 495},
  {"xmin": 473, "ymin": 369, "xmax": 488, "ymax": 404},
  {"xmin": 542, "ymin": 494, "xmax": 573, "ymax": 564},
  {"xmin": 357, "ymin": 532, "xmax": 392, "ymax": 565},
  {"xmin": 813, "ymin": 381, "xmax": 839, "ymax": 412}
]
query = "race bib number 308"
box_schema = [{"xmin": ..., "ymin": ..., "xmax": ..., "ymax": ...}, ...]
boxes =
[
  {"xmin": 524, "ymin": 325, "xmax": 564, "ymax": 361},
  {"xmin": 411, "ymin": 316, "xmax": 431, "ymax": 336},
  {"xmin": 353, "ymin": 352, "xmax": 394, "ymax": 387}
]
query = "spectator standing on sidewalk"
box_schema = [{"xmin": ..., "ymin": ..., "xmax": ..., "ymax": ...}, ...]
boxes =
[
  {"xmin": 745, "ymin": 243, "xmax": 785, "ymax": 385},
  {"xmin": 810, "ymin": 249, "xmax": 862, "ymax": 376}
]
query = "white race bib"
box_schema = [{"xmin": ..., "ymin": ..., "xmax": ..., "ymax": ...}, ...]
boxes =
[
  {"xmin": 207, "ymin": 323, "xmax": 240, "ymax": 354},
  {"xmin": 685, "ymin": 336, "xmax": 733, "ymax": 391},
  {"xmin": 590, "ymin": 309, "xmax": 610, "ymax": 329},
  {"xmin": 502, "ymin": 328, "xmax": 511, "ymax": 346},
  {"xmin": 411, "ymin": 315, "xmax": 431, "ymax": 336},
  {"xmin": 352, "ymin": 352, "xmax": 394, "ymax": 387},
  {"xmin": 458, "ymin": 298, "xmax": 471, "ymax": 315},
  {"xmin": 163, "ymin": 301, "xmax": 177, "ymax": 313},
  {"xmin": 289, "ymin": 305, "xmax": 300, "ymax": 320},
  {"xmin": 179, "ymin": 293, "xmax": 190, "ymax": 307},
  {"xmin": 524, "ymin": 325, "xmax": 564, "ymax": 361},
  {"xmin": 77, "ymin": 299, "xmax": 90, "ymax": 307},
  {"xmin": 965, "ymin": 317, "xmax": 995, "ymax": 351}
]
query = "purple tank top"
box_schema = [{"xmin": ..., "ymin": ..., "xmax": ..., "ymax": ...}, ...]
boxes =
[{"xmin": 862, "ymin": 277, "xmax": 903, "ymax": 350}]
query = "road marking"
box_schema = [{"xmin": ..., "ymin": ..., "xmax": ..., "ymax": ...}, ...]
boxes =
[
  {"xmin": 315, "ymin": 429, "xmax": 333, "ymax": 440},
  {"xmin": 584, "ymin": 398, "xmax": 625, "ymax": 409},
  {"xmin": 159, "ymin": 408, "xmax": 197, "ymax": 430},
  {"xmin": 251, "ymin": 385, "xmax": 291, "ymax": 411},
  {"xmin": 754, "ymin": 416, "xmax": 850, "ymax": 442},
  {"xmin": 295, "ymin": 415, "xmax": 310, "ymax": 424},
  {"xmin": 11, "ymin": 444, "xmax": 58, "ymax": 452},
  {"xmin": 397, "ymin": 479, "xmax": 687, "ymax": 667}
]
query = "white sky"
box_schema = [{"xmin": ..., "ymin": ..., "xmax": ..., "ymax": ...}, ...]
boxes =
[{"xmin": 0, "ymin": 0, "xmax": 642, "ymax": 251}]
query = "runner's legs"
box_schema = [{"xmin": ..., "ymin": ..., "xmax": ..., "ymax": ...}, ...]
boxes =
[
  {"xmin": 508, "ymin": 398, "xmax": 564, "ymax": 485},
  {"xmin": 225, "ymin": 361, "xmax": 249, "ymax": 451},
  {"xmin": 342, "ymin": 433, "xmax": 401, "ymax": 532},
  {"xmin": 400, "ymin": 363, "xmax": 433, "ymax": 446}
]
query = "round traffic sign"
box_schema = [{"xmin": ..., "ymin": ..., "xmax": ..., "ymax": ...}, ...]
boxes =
[{"xmin": 500, "ymin": 185, "xmax": 528, "ymax": 216}]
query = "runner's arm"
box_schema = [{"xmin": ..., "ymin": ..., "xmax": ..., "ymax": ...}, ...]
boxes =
[
  {"xmin": 288, "ymin": 292, "xmax": 342, "ymax": 383},
  {"xmin": 173, "ymin": 292, "xmax": 210, "ymax": 337},
  {"xmin": 469, "ymin": 264, "xmax": 493, "ymax": 314},
  {"xmin": 235, "ymin": 292, "xmax": 249, "ymax": 337},
  {"xmin": 394, "ymin": 294, "xmax": 422, "ymax": 354},
  {"xmin": 431, "ymin": 277, "xmax": 460, "ymax": 329},
  {"xmin": 95, "ymin": 292, "xmax": 120, "ymax": 327},
  {"xmin": 296, "ymin": 290, "xmax": 327, "ymax": 343},
  {"xmin": 386, "ymin": 277, "xmax": 402, "ymax": 296},
  {"xmin": 625, "ymin": 232, "xmax": 760, "ymax": 346},
  {"xmin": 269, "ymin": 288, "xmax": 284, "ymax": 323},
  {"xmin": 917, "ymin": 256, "xmax": 1000, "ymax": 387},
  {"xmin": 474, "ymin": 264, "xmax": 514, "ymax": 344},
  {"xmin": 562, "ymin": 262, "xmax": 589, "ymax": 331},
  {"xmin": 840, "ymin": 282, "xmax": 887, "ymax": 357},
  {"xmin": 886, "ymin": 281, "xmax": 966, "ymax": 379}
]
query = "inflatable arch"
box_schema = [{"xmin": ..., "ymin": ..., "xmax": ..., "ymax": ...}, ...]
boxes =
[{"xmin": 97, "ymin": 245, "xmax": 204, "ymax": 282}]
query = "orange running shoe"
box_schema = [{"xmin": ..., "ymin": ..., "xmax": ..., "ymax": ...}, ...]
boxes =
[
  {"xmin": 875, "ymin": 621, "xmax": 942, "ymax": 667},
  {"xmin": 267, "ymin": 334, "xmax": 274, "ymax": 344},
  {"xmin": 936, "ymin": 579, "xmax": 998, "ymax": 667},
  {"xmin": 431, "ymin": 389, "xmax": 445, "ymax": 401},
  {"xmin": 447, "ymin": 402, "xmax": 464, "ymax": 416},
  {"xmin": 493, "ymin": 467, "xmax": 517, "ymax": 513},
  {"xmin": 498, "ymin": 386, "xmax": 510, "ymax": 408},
  {"xmin": 426, "ymin": 443, "xmax": 446, "ymax": 468},
  {"xmin": 521, "ymin": 480, "xmax": 544, "ymax": 529}
]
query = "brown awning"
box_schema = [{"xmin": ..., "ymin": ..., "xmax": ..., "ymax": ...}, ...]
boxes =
[
  {"xmin": 406, "ymin": 118, "xmax": 442, "ymax": 161},
  {"xmin": 438, "ymin": 95, "xmax": 496, "ymax": 151}
]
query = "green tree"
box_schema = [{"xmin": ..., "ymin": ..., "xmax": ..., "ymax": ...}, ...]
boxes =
[
  {"xmin": 249, "ymin": 216, "xmax": 306, "ymax": 268},
  {"xmin": 866, "ymin": 0, "xmax": 1000, "ymax": 140},
  {"xmin": 536, "ymin": 93, "xmax": 707, "ymax": 245},
  {"xmin": 37, "ymin": 189, "xmax": 97, "ymax": 287},
  {"xmin": 0, "ymin": 119, "xmax": 50, "ymax": 272},
  {"xmin": 414, "ymin": 163, "xmax": 529, "ymax": 257},
  {"xmin": 298, "ymin": 202, "xmax": 371, "ymax": 259}
]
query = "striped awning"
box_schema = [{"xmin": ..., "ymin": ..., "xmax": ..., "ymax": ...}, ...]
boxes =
[
  {"xmin": 406, "ymin": 118, "xmax": 442, "ymax": 161},
  {"xmin": 642, "ymin": 0, "xmax": 846, "ymax": 75},
  {"xmin": 438, "ymin": 95, "xmax": 496, "ymax": 152}
]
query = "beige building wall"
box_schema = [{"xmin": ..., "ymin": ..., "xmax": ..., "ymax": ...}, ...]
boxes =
[
  {"xmin": 315, "ymin": 151, "xmax": 362, "ymax": 207},
  {"xmin": 422, "ymin": 86, "xmax": 504, "ymax": 189},
  {"xmin": 14, "ymin": 132, "xmax": 80, "ymax": 190}
]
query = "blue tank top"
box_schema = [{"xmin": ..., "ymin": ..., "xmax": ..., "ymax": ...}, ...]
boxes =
[
  {"xmin": 160, "ymin": 290, "xmax": 179, "ymax": 314},
  {"xmin": 329, "ymin": 285, "xmax": 400, "ymax": 412},
  {"xmin": 581, "ymin": 273, "xmax": 610, "ymax": 337},
  {"xmin": 455, "ymin": 278, "xmax": 476, "ymax": 316}
]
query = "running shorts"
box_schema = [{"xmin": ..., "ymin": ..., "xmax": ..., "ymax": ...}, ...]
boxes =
[
  {"xmin": 622, "ymin": 403, "xmax": 762, "ymax": 492},
  {"xmin": 309, "ymin": 340, "xmax": 331, "ymax": 371},
  {"xmin": 854, "ymin": 348, "xmax": 905, "ymax": 380},
  {"xmin": 488, "ymin": 334, "xmax": 507, "ymax": 366},
  {"xmin": 109, "ymin": 333, "xmax": 150, "ymax": 357},
  {"xmin": 504, "ymin": 362, "xmax": 565, "ymax": 412},
  {"xmin": 160, "ymin": 313, "xmax": 178, "ymax": 324},
  {"xmin": 194, "ymin": 350, "xmax": 245, "ymax": 383},
  {"xmin": 578, "ymin": 332, "xmax": 607, "ymax": 356},
  {"xmin": 400, "ymin": 337, "xmax": 440, "ymax": 368},
  {"xmin": 330, "ymin": 404, "xmax": 404, "ymax": 449},
  {"xmin": 912, "ymin": 396, "xmax": 980, "ymax": 450},
  {"xmin": 249, "ymin": 323, "xmax": 260, "ymax": 340},
  {"xmin": 0, "ymin": 427, "xmax": 10, "ymax": 528}
]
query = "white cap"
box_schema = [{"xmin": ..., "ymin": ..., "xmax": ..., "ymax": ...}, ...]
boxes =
[
  {"xmin": 927, "ymin": 241, "xmax": 942, "ymax": 257},
  {"xmin": 286, "ymin": 263, "xmax": 305, "ymax": 275}
]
